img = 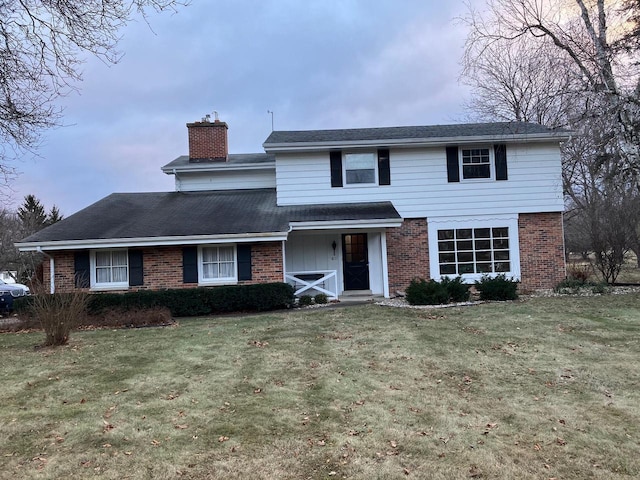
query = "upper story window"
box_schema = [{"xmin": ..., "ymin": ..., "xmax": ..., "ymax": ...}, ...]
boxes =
[
  {"xmin": 330, "ymin": 149, "xmax": 390, "ymax": 187},
  {"xmin": 91, "ymin": 249, "xmax": 129, "ymax": 289},
  {"xmin": 446, "ymin": 144, "xmax": 508, "ymax": 183},
  {"xmin": 461, "ymin": 148, "xmax": 492, "ymax": 179},
  {"xmin": 345, "ymin": 153, "xmax": 376, "ymax": 185}
]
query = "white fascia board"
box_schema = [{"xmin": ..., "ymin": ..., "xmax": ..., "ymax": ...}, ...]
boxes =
[
  {"xmin": 16, "ymin": 231, "xmax": 290, "ymax": 252},
  {"xmin": 162, "ymin": 163, "xmax": 276, "ymax": 175},
  {"xmin": 263, "ymin": 132, "xmax": 572, "ymax": 153},
  {"xmin": 289, "ymin": 219, "xmax": 402, "ymax": 231}
]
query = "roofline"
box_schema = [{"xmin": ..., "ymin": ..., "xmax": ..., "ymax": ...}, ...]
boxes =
[
  {"xmin": 161, "ymin": 162, "xmax": 276, "ymax": 174},
  {"xmin": 289, "ymin": 218, "xmax": 402, "ymax": 230},
  {"xmin": 16, "ymin": 231, "xmax": 290, "ymax": 251},
  {"xmin": 263, "ymin": 132, "xmax": 572, "ymax": 152}
]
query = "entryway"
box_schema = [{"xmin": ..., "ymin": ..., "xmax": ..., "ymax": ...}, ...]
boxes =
[{"xmin": 342, "ymin": 233, "xmax": 370, "ymax": 291}]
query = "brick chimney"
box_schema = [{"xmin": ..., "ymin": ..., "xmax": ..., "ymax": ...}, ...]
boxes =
[{"xmin": 187, "ymin": 116, "xmax": 228, "ymax": 162}]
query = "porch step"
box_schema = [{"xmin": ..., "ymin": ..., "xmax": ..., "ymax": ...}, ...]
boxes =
[{"xmin": 339, "ymin": 290, "xmax": 383, "ymax": 303}]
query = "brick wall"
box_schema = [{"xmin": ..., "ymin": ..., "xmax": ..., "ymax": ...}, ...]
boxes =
[
  {"xmin": 187, "ymin": 120, "xmax": 228, "ymax": 161},
  {"xmin": 518, "ymin": 212, "xmax": 566, "ymax": 291},
  {"xmin": 45, "ymin": 242, "xmax": 284, "ymax": 293},
  {"xmin": 386, "ymin": 219, "xmax": 429, "ymax": 293}
]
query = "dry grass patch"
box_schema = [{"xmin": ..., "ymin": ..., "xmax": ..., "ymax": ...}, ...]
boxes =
[{"xmin": 1, "ymin": 294, "xmax": 639, "ymax": 479}]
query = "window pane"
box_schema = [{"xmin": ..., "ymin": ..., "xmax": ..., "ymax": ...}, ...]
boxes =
[
  {"xmin": 475, "ymin": 239, "xmax": 491, "ymax": 250},
  {"xmin": 495, "ymin": 262, "xmax": 511, "ymax": 272},
  {"xmin": 439, "ymin": 253, "xmax": 455, "ymax": 263},
  {"xmin": 219, "ymin": 247, "xmax": 234, "ymax": 262},
  {"xmin": 438, "ymin": 230, "xmax": 454, "ymax": 240},
  {"xmin": 440, "ymin": 264, "xmax": 456, "ymax": 275},
  {"xmin": 474, "ymin": 228, "xmax": 490, "ymax": 238},
  {"xmin": 493, "ymin": 227, "xmax": 509, "ymax": 238},
  {"xmin": 438, "ymin": 241, "xmax": 455, "ymax": 252},
  {"xmin": 456, "ymin": 229, "xmax": 472, "ymax": 239},
  {"xmin": 494, "ymin": 250, "xmax": 510, "ymax": 261},
  {"xmin": 113, "ymin": 267, "xmax": 128, "ymax": 282},
  {"xmin": 345, "ymin": 153, "xmax": 375, "ymax": 169},
  {"xmin": 96, "ymin": 268, "xmax": 110, "ymax": 283},
  {"xmin": 477, "ymin": 262, "xmax": 493, "ymax": 273},
  {"xmin": 459, "ymin": 263, "xmax": 475, "ymax": 274},
  {"xmin": 457, "ymin": 251, "xmax": 474, "ymax": 263},
  {"xmin": 203, "ymin": 263, "xmax": 216, "ymax": 279},
  {"xmin": 346, "ymin": 169, "xmax": 375, "ymax": 184},
  {"xmin": 219, "ymin": 262, "xmax": 234, "ymax": 278},
  {"xmin": 96, "ymin": 252, "xmax": 110, "ymax": 267},
  {"xmin": 476, "ymin": 251, "xmax": 492, "ymax": 262},
  {"xmin": 112, "ymin": 251, "xmax": 127, "ymax": 266},
  {"xmin": 463, "ymin": 164, "xmax": 490, "ymax": 179},
  {"xmin": 494, "ymin": 238, "xmax": 509, "ymax": 249},
  {"xmin": 202, "ymin": 248, "xmax": 216, "ymax": 263},
  {"xmin": 457, "ymin": 240, "xmax": 473, "ymax": 251}
]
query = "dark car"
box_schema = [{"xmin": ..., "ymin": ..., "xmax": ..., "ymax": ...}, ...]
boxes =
[{"xmin": 0, "ymin": 279, "xmax": 30, "ymax": 314}]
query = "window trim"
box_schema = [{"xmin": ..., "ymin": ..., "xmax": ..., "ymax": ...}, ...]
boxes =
[
  {"xmin": 459, "ymin": 146, "xmax": 495, "ymax": 181},
  {"xmin": 90, "ymin": 249, "xmax": 129, "ymax": 290},
  {"xmin": 198, "ymin": 244, "xmax": 238, "ymax": 285},
  {"xmin": 427, "ymin": 215, "xmax": 521, "ymax": 283},
  {"xmin": 342, "ymin": 151, "xmax": 378, "ymax": 187}
]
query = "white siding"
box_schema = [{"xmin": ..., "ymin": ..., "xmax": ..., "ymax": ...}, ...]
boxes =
[
  {"xmin": 275, "ymin": 143, "xmax": 564, "ymax": 216},
  {"xmin": 176, "ymin": 170, "xmax": 275, "ymax": 192}
]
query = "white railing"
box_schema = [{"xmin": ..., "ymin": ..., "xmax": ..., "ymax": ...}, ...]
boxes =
[{"xmin": 284, "ymin": 270, "xmax": 338, "ymax": 299}]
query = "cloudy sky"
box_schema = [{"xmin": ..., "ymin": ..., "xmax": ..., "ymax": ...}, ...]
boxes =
[{"xmin": 7, "ymin": 0, "xmax": 481, "ymax": 216}]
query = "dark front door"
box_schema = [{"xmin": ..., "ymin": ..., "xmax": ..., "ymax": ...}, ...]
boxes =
[{"xmin": 342, "ymin": 233, "xmax": 370, "ymax": 290}]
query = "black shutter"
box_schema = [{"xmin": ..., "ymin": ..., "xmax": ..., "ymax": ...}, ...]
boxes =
[
  {"xmin": 494, "ymin": 144, "xmax": 508, "ymax": 181},
  {"xmin": 446, "ymin": 146, "xmax": 460, "ymax": 183},
  {"xmin": 128, "ymin": 250, "xmax": 144, "ymax": 286},
  {"xmin": 182, "ymin": 246, "xmax": 198, "ymax": 284},
  {"xmin": 74, "ymin": 251, "xmax": 90, "ymax": 288},
  {"xmin": 330, "ymin": 150, "xmax": 343, "ymax": 187},
  {"xmin": 237, "ymin": 244, "xmax": 252, "ymax": 281},
  {"xmin": 378, "ymin": 149, "xmax": 390, "ymax": 185}
]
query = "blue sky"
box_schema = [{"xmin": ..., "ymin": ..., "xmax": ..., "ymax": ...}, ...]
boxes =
[{"xmin": 7, "ymin": 0, "xmax": 478, "ymax": 216}]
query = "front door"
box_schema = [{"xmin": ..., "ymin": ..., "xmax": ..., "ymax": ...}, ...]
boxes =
[{"xmin": 342, "ymin": 233, "xmax": 370, "ymax": 290}]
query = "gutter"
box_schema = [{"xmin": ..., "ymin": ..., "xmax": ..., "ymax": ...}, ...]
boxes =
[
  {"xmin": 36, "ymin": 247, "xmax": 55, "ymax": 294},
  {"xmin": 263, "ymin": 132, "xmax": 573, "ymax": 153}
]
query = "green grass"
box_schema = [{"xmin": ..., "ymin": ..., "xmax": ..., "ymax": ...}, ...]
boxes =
[{"xmin": 1, "ymin": 294, "xmax": 640, "ymax": 479}]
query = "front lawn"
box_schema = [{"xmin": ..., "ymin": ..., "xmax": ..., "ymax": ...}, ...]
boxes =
[{"xmin": 1, "ymin": 294, "xmax": 639, "ymax": 479}]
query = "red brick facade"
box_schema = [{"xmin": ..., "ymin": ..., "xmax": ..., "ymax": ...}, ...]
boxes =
[
  {"xmin": 518, "ymin": 212, "xmax": 566, "ymax": 292},
  {"xmin": 386, "ymin": 218, "xmax": 429, "ymax": 293},
  {"xmin": 45, "ymin": 242, "xmax": 283, "ymax": 293},
  {"xmin": 187, "ymin": 120, "xmax": 228, "ymax": 161}
]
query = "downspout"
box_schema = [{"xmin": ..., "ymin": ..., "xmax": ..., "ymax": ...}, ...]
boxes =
[
  {"xmin": 36, "ymin": 247, "xmax": 55, "ymax": 294},
  {"xmin": 282, "ymin": 224, "xmax": 293, "ymax": 283}
]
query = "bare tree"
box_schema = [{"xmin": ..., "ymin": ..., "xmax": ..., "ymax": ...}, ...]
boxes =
[{"xmin": 0, "ymin": 0, "xmax": 189, "ymax": 189}]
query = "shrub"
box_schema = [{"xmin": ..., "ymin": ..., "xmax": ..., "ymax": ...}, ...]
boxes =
[
  {"xmin": 440, "ymin": 276, "xmax": 471, "ymax": 302},
  {"xmin": 405, "ymin": 278, "xmax": 450, "ymax": 305},
  {"xmin": 474, "ymin": 274, "xmax": 519, "ymax": 301},
  {"xmin": 314, "ymin": 293, "xmax": 328, "ymax": 304},
  {"xmin": 298, "ymin": 295, "xmax": 313, "ymax": 306},
  {"xmin": 14, "ymin": 282, "xmax": 296, "ymax": 318},
  {"xmin": 83, "ymin": 307, "xmax": 173, "ymax": 329},
  {"xmin": 566, "ymin": 263, "xmax": 593, "ymax": 283},
  {"xmin": 31, "ymin": 291, "xmax": 89, "ymax": 346}
]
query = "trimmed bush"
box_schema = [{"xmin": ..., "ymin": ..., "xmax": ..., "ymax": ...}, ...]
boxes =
[
  {"xmin": 440, "ymin": 276, "xmax": 471, "ymax": 302},
  {"xmin": 405, "ymin": 278, "xmax": 450, "ymax": 305},
  {"xmin": 314, "ymin": 293, "xmax": 328, "ymax": 304},
  {"xmin": 405, "ymin": 277, "xmax": 471, "ymax": 305},
  {"xmin": 14, "ymin": 282, "xmax": 296, "ymax": 318},
  {"xmin": 298, "ymin": 295, "xmax": 313, "ymax": 306},
  {"xmin": 475, "ymin": 274, "xmax": 519, "ymax": 301},
  {"xmin": 32, "ymin": 291, "xmax": 89, "ymax": 346}
]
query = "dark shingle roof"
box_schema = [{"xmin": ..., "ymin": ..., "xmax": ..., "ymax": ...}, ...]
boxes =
[
  {"xmin": 264, "ymin": 122, "xmax": 566, "ymax": 146},
  {"xmin": 19, "ymin": 189, "xmax": 400, "ymax": 245}
]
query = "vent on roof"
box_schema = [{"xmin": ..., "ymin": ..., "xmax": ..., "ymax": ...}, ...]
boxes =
[{"xmin": 186, "ymin": 115, "xmax": 228, "ymax": 162}]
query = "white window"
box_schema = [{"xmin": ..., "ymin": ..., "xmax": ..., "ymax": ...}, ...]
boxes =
[
  {"xmin": 91, "ymin": 249, "xmax": 129, "ymax": 289},
  {"xmin": 199, "ymin": 245, "xmax": 237, "ymax": 284},
  {"xmin": 460, "ymin": 147, "xmax": 492, "ymax": 180},
  {"xmin": 344, "ymin": 153, "xmax": 376, "ymax": 185},
  {"xmin": 428, "ymin": 216, "xmax": 520, "ymax": 282},
  {"xmin": 437, "ymin": 227, "xmax": 511, "ymax": 276}
]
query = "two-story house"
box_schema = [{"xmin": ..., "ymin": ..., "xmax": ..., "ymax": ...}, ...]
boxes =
[{"xmin": 17, "ymin": 118, "xmax": 569, "ymax": 298}]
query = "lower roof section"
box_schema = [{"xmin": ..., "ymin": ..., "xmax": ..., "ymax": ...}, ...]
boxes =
[{"xmin": 17, "ymin": 189, "xmax": 402, "ymax": 251}]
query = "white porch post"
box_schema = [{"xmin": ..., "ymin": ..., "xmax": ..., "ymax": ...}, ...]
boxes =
[
  {"xmin": 281, "ymin": 240, "xmax": 287, "ymax": 283},
  {"xmin": 381, "ymin": 231, "xmax": 390, "ymax": 298}
]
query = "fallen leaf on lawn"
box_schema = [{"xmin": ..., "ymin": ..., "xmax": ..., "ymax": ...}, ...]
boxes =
[
  {"xmin": 534, "ymin": 443, "xmax": 542, "ymax": 451},
  {"xmin": 404, "ymin": 468, "xmax": 410, "ymax": 475},
  {"xmin": 254, "ymin": 388, "xmax": 262, "ymax": 394},
  {"xmin": 174, "ymin": 424, "xmax": 189, "ymax": 430},
  {"xmin": 218, "ymin": 436, "xmax": 229, "ymax": 443},
  {"xmin": 102, "ymin": 444, "xmax": 112, "ymax": 448},
  {"xmin": 390, "ymin": 441, "xmax": 398, "ymax": 448},
  {"xmin": 124, "ymin": 451, "xmax": 132, "ymax": 456},
  {"xmin": 151, "ymin": 440, "xmax": 160, "ymax": 446},
  {"xmin": 317, "ymin": 440, "xmax": 326, "ymax": 446},
  {"xmin": 556, "ymin": 437, "xmax": 566, "ymax": 446}
]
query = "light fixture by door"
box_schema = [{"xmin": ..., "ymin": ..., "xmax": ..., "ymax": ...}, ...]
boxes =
[{"xmin": 332, "ymin": 240, "xmax": 337, "ymax": 255}]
